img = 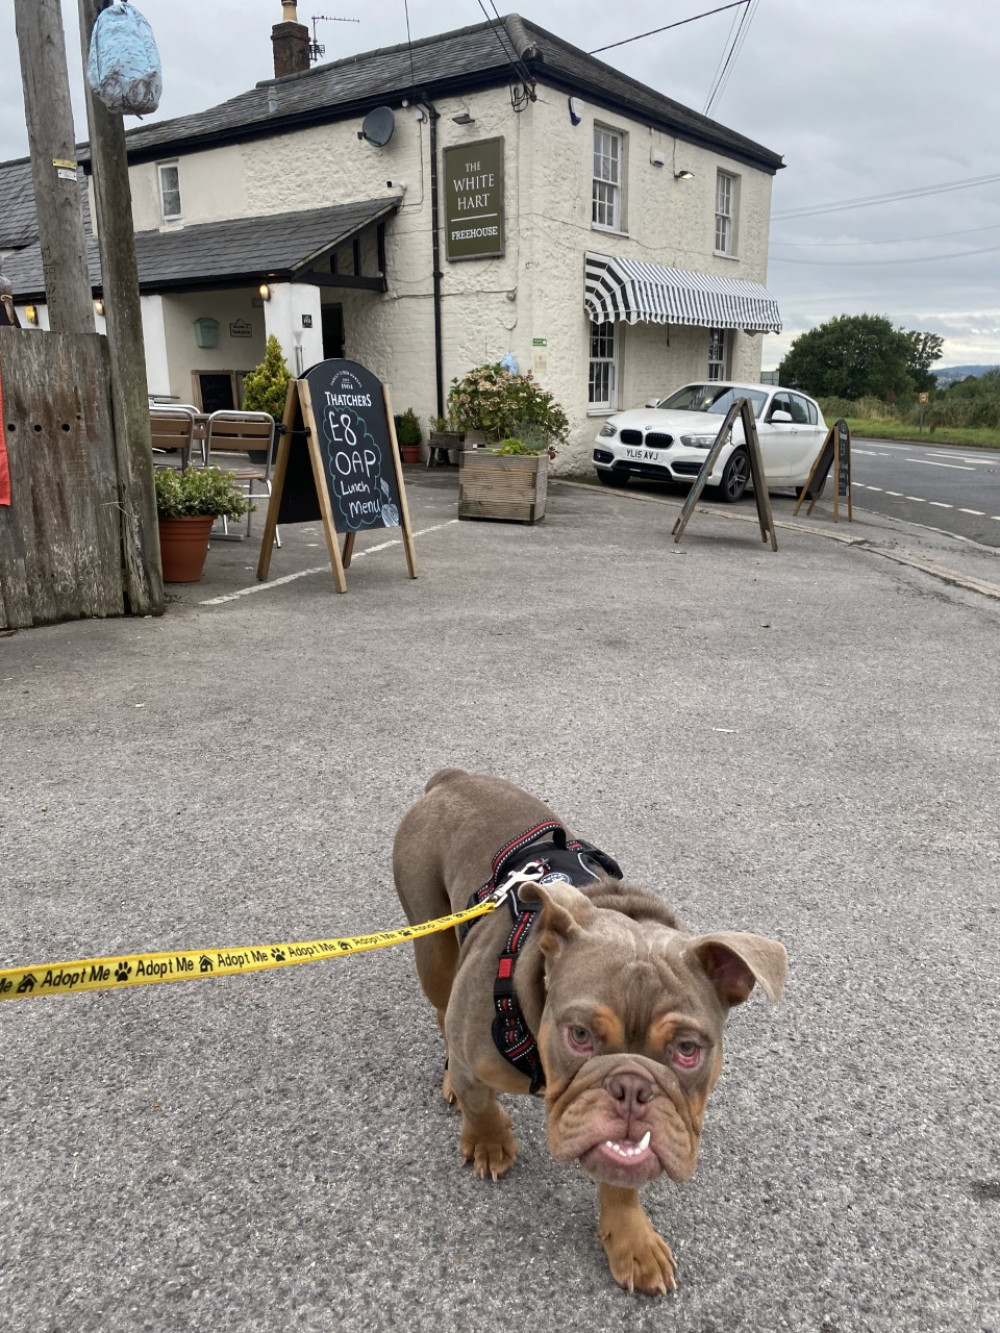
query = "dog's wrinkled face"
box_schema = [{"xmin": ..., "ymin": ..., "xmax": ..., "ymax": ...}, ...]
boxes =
[{"xmin": 521, "ymin": 882, "xmax": 787, "ymax": 1190}]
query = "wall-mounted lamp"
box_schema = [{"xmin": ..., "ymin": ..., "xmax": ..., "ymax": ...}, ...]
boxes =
[
  {"xmin": 674, "ymin": 169, "xmax": 695, "ymax": 180},
  {"xmin": 259, "ymin": 283, "xmax": 271, "ymax": 301},
  {"xmin": 94, "ymin": 298, "xmax": 105, "ymax": 317},
  {"xmin": 386, "ymin": 179, "xmax": 408, "ymax": 191},
  {"xmin": 451, "ymin": 111, "xmax": 475, "ymax": 126},
  {"xmin": 25, "ymin": 304, "xmax": 38, "ymax": 325}
]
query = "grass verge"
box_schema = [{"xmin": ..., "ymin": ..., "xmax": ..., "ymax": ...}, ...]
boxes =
[{"xmin": 846, "ymin": 419, "xmax": 1000, "ymax": 450}]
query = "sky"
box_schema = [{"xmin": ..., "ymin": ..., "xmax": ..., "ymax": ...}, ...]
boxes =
[{"xmin": 3, "ymin": 0, "xmax": 999, "ymax": 371}]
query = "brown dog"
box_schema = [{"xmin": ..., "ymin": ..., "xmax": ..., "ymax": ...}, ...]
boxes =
[{"xmin": 392, "ymin": 769, "xmax": 787, "ymax": 1296}]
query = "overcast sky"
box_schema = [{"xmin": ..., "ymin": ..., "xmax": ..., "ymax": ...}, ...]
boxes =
[{"xmin": 4, "ymin": 0, "xmax": 998, "ymax": 370}]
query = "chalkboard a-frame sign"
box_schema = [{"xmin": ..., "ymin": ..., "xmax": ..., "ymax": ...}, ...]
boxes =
[
  {"xmin": 256, "ymin": 359, "xmax": 417, "ymax": 593},
  {"xmin": 792, "ymin": 418, "xmax": 853, "ymax": 523}
]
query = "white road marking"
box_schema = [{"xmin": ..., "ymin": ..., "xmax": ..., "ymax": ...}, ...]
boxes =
[
  {"xmin": 905, "ymin": 496, "xmax": 926, "ymax": 502},
  {"xmin": 928, "ymin": 501, "xmax": 953, "ymax": 509},
  {"xmin": 198, "ymin": 520, "xmax": 460, "ymax": 606},
  {"xmin": 959, "ymin": 508, "xmax": 985, "ymax": 516},
  {"xmin": 904, "ymin": 458, "xmax": 976, "ymax": 471},
  {"xmin": 885, "ymin": 490, "xmax": 904, "ymax": 496}
]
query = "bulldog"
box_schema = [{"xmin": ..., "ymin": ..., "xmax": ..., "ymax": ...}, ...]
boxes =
[{"xmin": 392, "ymin": 769, "xmax": 787, "ymax": 1296}]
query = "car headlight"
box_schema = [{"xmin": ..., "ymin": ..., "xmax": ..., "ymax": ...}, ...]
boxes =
[
  {"xmin": 598, "ymin": 423, "xmax": 618, "ymax": 438},
  {"xmin": 680, "ymin": 434, "xmax": 715, "ymax": 448}
]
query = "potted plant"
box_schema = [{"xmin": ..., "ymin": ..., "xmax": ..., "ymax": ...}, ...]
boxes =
[
  {"xmin": 396, "ymin": 407, "xmax": 423, "ymax": 464},
  {"xmin": 426, "ymin": 414, "xmax": 466, "ymax": 466},
  {"xmin": 155, "ymin": 467, "xmax": 254, "ymax": 582},
  {"xmin": 450, "ymin": 364, "xmax": 568, "ymax": 523},
  {"xmin": 241, "ymin": 334, "xmax": 292, "ymax": 460}
]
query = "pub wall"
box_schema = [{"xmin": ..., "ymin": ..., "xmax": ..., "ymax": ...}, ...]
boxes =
[{"xmin": 125, "ymin": 78, "xmax": 776, "ymax": 472}]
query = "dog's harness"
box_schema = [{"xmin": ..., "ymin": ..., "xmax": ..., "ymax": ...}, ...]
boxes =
[{"xmin": 460, "ymin": 821, "xmax": 623, "ymax": 1095}]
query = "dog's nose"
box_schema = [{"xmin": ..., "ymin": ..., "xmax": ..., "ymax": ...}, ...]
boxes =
[{"xmin": 605, "ymin": 1071, "xmax": 655, "ymax": 1111}]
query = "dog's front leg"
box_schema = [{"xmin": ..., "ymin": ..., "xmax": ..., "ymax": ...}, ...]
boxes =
[
  {"xmin": 598, "ymin": 1183, "xmax": 677, "ymax": 1296},
  {"xmin": 448, "ymin": 1065, "xmax": 519, "ymax": 1182}
]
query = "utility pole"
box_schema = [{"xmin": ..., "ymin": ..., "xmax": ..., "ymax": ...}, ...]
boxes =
[
  {"xmin": 77, "ymin": 0, "xmax": 163, "ymax": 614},
  {"xmin": 14, "ymin": 0, "xmax": 94, "ymax": 333}
]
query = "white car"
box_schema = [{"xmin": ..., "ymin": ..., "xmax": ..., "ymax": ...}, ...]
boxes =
[{"xmin": 593, "ymin": 381, "xmax": 828, "ymax": 502}]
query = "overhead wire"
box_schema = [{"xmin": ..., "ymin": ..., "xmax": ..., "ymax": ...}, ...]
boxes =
[
  {"xmin": 588, "ymin": 1, "xmax": 748, "ymax": 55},
  {"xmin": 773, "ymin": 171, "xmax": 1000, "ymax": 220},
  {"xmin": 704, "ymin": 0, "xmax": 758, "ymax": 117},
  {"xmin": 476, "ymin": 0, "xmax": 535, "ymax": 106}
]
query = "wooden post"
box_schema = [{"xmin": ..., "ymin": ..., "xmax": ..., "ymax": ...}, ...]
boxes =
[
  {"xmin": 77, "ymin": 0, "xmax": 164, "ymax": 615},
  {"xmin": 13, "ymin": 0, "xmax": 94, "ymax": 334}
]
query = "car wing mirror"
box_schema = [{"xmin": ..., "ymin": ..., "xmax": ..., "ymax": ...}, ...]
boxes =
[
  {"xmin": 644, "ymin": 398, "xmax": 661, "ymax": 408},
  {"xmin": 770, "ymin": 409, "xmax": 793, "ymax": 423}
]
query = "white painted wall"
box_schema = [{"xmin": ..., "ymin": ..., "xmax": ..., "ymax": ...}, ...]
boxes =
[
  {"xmin": 124, "ymin": 77, "xmax": 778, "ymax": 472},
  {"xmin": 264, "ymin": 282, "xmax": 323, "ymax": 376}
]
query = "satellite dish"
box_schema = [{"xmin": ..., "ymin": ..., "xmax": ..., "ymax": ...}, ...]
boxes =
[{"xmin": 360, "ymin": 107, "xmax": 395, "ymax": 147}]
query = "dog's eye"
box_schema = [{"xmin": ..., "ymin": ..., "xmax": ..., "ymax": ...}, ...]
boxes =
[
  {"xmin": 672, "ymin": 1039, "xmax": 703, "ymax": 1071},
  {"xmin": 566, "ymin": 1024, "xmax": 594, "ymax": 1054}
]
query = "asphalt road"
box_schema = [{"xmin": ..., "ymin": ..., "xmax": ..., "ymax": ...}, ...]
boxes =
[
  {"xmin": 1, "ymin": 470, "xmax": 998, "ymax": 1333},
  {"xmin": 851, "ymin": 437, "xmax": 1000, "ymax": 547}
]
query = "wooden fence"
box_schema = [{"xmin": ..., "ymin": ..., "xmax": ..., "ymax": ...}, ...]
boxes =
[{"xmin": 0, "ymin": 329, "xmax": 125, "ymax": 628}]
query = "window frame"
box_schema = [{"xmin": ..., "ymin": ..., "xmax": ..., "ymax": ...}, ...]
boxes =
[
  {"xmin": 588, "ymin": 319, "xmax": 619, "ymax": 412},
  {"xmin": 714, "ymin": 169, "xmax": 738, "ymax": 257},
  {"xmin": 592, "ymin": 126, "xmax": 626, "ymax": 233},
  {"xmin": 707, "ymin": 328, "xmax": 730, "ymax": 381},
  {"xmin": 157, "ymin": 160, "xmax": 182, "ymax": 222}
]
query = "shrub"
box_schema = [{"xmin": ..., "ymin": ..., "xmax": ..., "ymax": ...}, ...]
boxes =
[
  {"xmin": 155, "ymin": 467, "xmax": 254, "ymax": 520},
  {"xmin": 447, "ymin": 362, "xmax": 569, "ymax": 445},
  {"xmin": 242, "ymin": 335, "xmax": 292, "ymax": 422},
  {"xmin": 397, "ymin": 408, "xmax": 422, "ymax": 447}
]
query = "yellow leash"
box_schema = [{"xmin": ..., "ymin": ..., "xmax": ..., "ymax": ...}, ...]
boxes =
[{"xmin": 0, "ymin": 866, "xmax": 545, "ymax": 1003}]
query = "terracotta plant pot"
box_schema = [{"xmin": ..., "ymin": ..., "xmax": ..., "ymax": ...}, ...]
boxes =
[
  {"xmin": 399, "ymin": 444, "xmax": 422, "ymax": 464},
  {"xmin": 158, "ymin": 515, "xmax": 215, "ymax": 582}
]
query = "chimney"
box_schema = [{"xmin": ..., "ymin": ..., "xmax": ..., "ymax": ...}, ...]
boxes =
[{"xmin": 272, "ymin": 2, "xmax": 310, "ymax": 79}]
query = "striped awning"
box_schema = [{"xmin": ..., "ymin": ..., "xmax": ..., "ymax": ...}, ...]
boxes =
[{"xmin": 584, "ymin": 251, "xmax": 781, "ymax": 333}]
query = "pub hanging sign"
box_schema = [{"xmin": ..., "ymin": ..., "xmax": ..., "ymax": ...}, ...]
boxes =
[{"xmin": 443, "ymin": 137, "xmax": 505, "ymax": 262}]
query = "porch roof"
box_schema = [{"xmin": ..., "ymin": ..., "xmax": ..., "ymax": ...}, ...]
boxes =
[{"xmin": 3, "ymin": 198, "xmax": 399, "ymax": 301}]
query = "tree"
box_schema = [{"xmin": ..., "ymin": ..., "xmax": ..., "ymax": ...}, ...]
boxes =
[
  {"xmin": 903, "ymin": 330, "xmax": 945, "ymax": 394},
  {"xmin": 242, "ymin": 335, "xmax": 293, "ymax": 421},
  {"xmin": 778, "ymin": 314, "xmax": 942, "ymax": 401}
]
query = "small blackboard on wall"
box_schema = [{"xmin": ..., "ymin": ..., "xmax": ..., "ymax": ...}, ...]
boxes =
[
  {"xmin": 257, "ymin": 359, "xmax": 417, "ymax": 593},
  {"xmin": 194, "ymin": 371, "xmax": 235, "ymax": 413}
]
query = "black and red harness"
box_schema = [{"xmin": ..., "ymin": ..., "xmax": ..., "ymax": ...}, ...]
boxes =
[{"xmin": 460, "ymin": 820, "xmax": 623, "ymax": 1094}]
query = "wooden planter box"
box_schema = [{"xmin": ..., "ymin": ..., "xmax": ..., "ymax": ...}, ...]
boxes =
[{"xmin": 458, "ymin": 451, "xmax": 548, "ymax": 523}]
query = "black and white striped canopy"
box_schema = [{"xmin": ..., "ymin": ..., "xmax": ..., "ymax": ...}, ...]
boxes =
[{"xmin": 584, "ymin": 251, "xmax": 781, "ymax": 333}]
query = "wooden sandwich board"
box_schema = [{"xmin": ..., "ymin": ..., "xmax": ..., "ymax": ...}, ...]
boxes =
[
  {"xmin": 671, "ymin": 397, "xmax": 778, "ymax": 550},
  {"xmin": 256, "ymin": 359, "xmax": 417, "ymax": 593},
  {"xmin": 793, "ymin": 418, "xmax": 852, "ymax": 522}
]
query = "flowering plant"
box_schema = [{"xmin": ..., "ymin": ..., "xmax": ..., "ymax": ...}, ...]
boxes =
[{"xmin": 447, "ymin": 363, "xmax": 569, "ymax": 449}]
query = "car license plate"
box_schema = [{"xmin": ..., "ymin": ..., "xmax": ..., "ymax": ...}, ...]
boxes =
[{"xmin": 625, "ymin": 447, "xmax": 659, "ymax": 462}]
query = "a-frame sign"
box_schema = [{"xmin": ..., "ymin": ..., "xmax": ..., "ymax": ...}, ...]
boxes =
[
  {"xmin": 793, "ymin": 418, "xmax": 852, "ymax": 522},
  {"xmin": 256, "ymin": 359, "xmax": 417, "ymax": 593},
  {"xmin": 671, "ymin": 397, "xmax": 778, "ymax": 549}
]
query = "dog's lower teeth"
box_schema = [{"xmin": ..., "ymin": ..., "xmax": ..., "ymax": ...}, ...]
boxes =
[
  {"xmin": 638, "ymin": 1131, "xmax": 651, "ymax": 1152},
  {"xmin": 604, "ymin": 1138, "xmax": 648, "ymax": 1158}
]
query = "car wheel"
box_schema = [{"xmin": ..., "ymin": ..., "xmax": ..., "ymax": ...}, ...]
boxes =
[
  {"xmin": 795, "ymin": 477, "xmax": 826, "ymax": 500},
  {"xmin": 596, "ymin": 470, "xmax": 630, "ymax": 488},
  {"xmin": 716, "ymin": 447, "xmax": 749, "ymax": 503}
]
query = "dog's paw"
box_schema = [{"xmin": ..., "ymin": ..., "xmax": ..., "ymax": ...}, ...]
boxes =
[
  {"xmin": 461, "ymin": 1131, "xmax": 519, "ymax": 1182},
  {"xmin": 600, "ymin": 1216, "xmax": 677, "ymax": 1296}
]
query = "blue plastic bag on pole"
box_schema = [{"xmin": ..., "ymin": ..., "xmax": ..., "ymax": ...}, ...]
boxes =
[{"xmin": 87, "ymin": 1, "xmax": 162, "ymax": 116}]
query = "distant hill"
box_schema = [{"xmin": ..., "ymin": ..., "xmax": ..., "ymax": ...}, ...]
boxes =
[{"xmin": 935, "ymin": 364, "xmax": 999, "ymax": 387}]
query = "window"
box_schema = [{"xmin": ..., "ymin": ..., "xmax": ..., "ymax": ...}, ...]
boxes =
[
  {"xmin": 593, "ymin": 127, "xmax": 624, "ymax": 231},
  {"xmin": 158, "ymin": 161, "xmax": 181, "ymax": 220},
  {"xmin": 715, "ymin": 170, "xmax": 738, "ymax": 255},
  {"xmin": 708, "ymin": 328, "xmax": 729, "ymax": 381},
  {"xmin": 588, "ymin": 320, "xmax": 618, "ymax": 410}
]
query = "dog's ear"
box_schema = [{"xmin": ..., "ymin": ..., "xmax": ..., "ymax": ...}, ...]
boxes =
[
  {"xmin": 518, "ymin": 881, "xmax": 597, "ymax": 960},
  {"xmin": 686, "ymin": 931, "xmax": 787, "ymax": 1007}
]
